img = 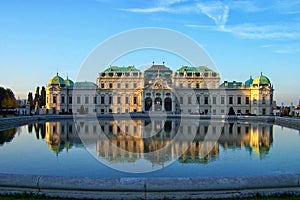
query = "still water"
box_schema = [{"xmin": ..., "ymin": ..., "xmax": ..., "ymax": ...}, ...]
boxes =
[{"xmin": 0, "ymin": 118, "xmax": 300, "ymax": 178}]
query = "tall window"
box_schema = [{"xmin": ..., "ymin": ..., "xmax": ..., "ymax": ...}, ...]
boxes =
[
  {"xmin": 53, "ymin": 96, "xmax": 57, "ymax": 104},
  {"xmin": 212, "ymin": 96, "xmax": 217, "ymax": 104},
  {"xmin": 196, "ymin": 83, "xmax": 200, "ymax": 88},
  {"xmin": 229, "ymin": 96, "xmax": 233, "ymax": 104},
  {"xmin": 196, "ymin": 96, "xmax": 200, "ymax": 104},
  {"xmin": 221, "ymin": 96, "xmax": 225, "ymax": 104},
  {"xmin": 94, "ymin": 96, "xmax": 97, "ymax": 104},
  {"xmin": 85, "ymin": 96, "xmax": 89, "ymax": 104},
  {"xmin": 69, "ymin": 96, "xmax": 72, "ymax": 104},
  {"xmin": 117, "ymin": 83, "xmax": 121, "ymax": 88},
  {"xmin": 188, "ymin": 97, "xmax": 192, "ymax": 104},
  {"xmin": 61, "ymin": 96, "xmax": 65, "ymax": 104},
  {"xmin": 245, "ymin": 97, "xmax": 250, "ymax": 104},
  {"xmin": 117, "ymin": 96, "xmax": 121, "ymax": 104},
  {"xmin": 109, "ymin": 83, "xmax": 113, "ymax": 88},
  {"xmin": 204, "ymin": 96, "xmax": 209, "ymax": 104},
  {"xmin": 101, "ymin": 96, "xmax": 105, "ymax": 104},
  {"xmin": 237, "ymin": 97, "xmax": 241, "ymax": 104},
  {"xmin": 109, "ymin": 96, "xmax": 112, "ymax": 104},
  {"xmin": 101, "ymin": 83, "xmax": 104, "ymax": 88},
  {"xmin": 77, "ymin": 96, "xmax": 80, "ymax": 104},
  {"xmin": 133, "ymin": 97, "xmax": 137, "ymax": 104},
  {"xmin": 125, "ymin": 97, "xmax": 129, "ymax": 104},
  {"xmin": 180, "ymin": 97, "xmax": 183, "ymax": 104}
]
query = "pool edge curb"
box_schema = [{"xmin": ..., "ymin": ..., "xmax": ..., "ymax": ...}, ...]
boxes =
[{"xmin": 1, "ymin": 173, "xmax": 300, "ymax": 199}]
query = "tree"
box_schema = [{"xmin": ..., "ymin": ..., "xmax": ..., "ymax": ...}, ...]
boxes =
[
  {"xmin": 40, "ymin": 86, "xmax": 46, "ymax": 107},
  {"xmin": 0, "ymin": 87, "xmax": 17, "ymax": 109},
  {"xmin": 28, "ymin": 92, "xmax": 34, "ymax": 111},
  {"xmin": 34, "ymin": 86, "xmax": 40, "ymax": 107}
]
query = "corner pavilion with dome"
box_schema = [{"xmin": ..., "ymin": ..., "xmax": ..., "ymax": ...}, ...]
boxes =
[{"xmin": 46, "ymin": 63, "xmax": 274, "ymax": 116}]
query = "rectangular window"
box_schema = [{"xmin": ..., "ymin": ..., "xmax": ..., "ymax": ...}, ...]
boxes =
[
  {"xmin": 117, "ymin": 83, "xmax": 121, "ymax": 88},
  {"xmin": 53, "ymin": 96, "xmax": 57, "ymax": 104},
  {"xmin": 101, "ymin": 109, "xmax": 104, "ymax": 114},
  {"xmin": 117, "ymin": 97, "xmax": 121, "ymax": 104},
  {"xmin": 101, "ymin": 83, "xmax": 104, "ymax": 88},
  {"xmin": 109, "ymin": 83, "xmax": 113, "ymax": 88},
  {"xmin": 133, "ymin": 97, "xmax": 137, "ymax": 104},
  {"xmin": 109, "ymin": 96, "xmax": 112, "ymax": 104},
  {"xmin": 245, "ymin": 126, "xmax": 249, "ymax": 134},
  {"xmin": 246, "ymin": 97, "xmax": 250, "ymax": 104},
  {"xmin": 180, "ymin": 97, "xmax": 183, "ymax": 104},
  {"xmin": 69, "ymin": 96, "xmax": 72, "ymax": 104},
  {"xmin": 237, "ymin": 97, "xmax": 241, "ymax": 104},
  {"xmin": 77, "ymin": 96, "xmax": 80, "ymax": 104},
  {"xmin": 85, "ymin": 96, "xmax": 89, "ymax": 104},
  {"xmin": 213, "ymin": 96, "xmax": 216, "ymax": 104},
  {"xmin": 134, "ymin": 83, "xmax": 137, "ymax": 88},
  {"xmin": 94, "ymin": 96, "xmax": 97, "ymax": 104},
  {"xmin": 188, "ymin": 97, "xmax": 192, "ymax": 104},
  {"xmin": 229, "ymin": 96, "xmax": 233, "ymax": 104},
  {"xmin": 196, "ymin": 83, "xmax": 200, "ymax": 88},
  {"xmin": 221, "ymin": 96, "xmax": 225, "ymax": 104},
  {"xmin": 125, "ymin": 83, "xmax": 129, "ymax": 88},
  {"xmin": 221, "ymin": 109, "xmax": 224, "ymax": 114},
  {"xmin": 125, "ymin": 97, "xmax": 129, "ymax": 104},
  {"xmin": 101, "ymin": 96, "xmax": 105, "ymax": 104},
  {"xmin": 237, "ymin": 126, "xmax": 241, "ymax": 134},
  {"xmin": 61, "ymin": 96, "xmax": 65, "ymax": 104},
  {"xmin": 262, "ymin": 97, "xmax": 266, "ymax": 104},
  {"xmin": 196, "ymin": 96, "xmax": 200, "ymax": 104},
  {"xmin": 213, "ymin": 109, "xmax": 216, "ymax": 115},
  {"xmin": 204, "ymin": 96, "xmax": 209, "ymax": 105}
]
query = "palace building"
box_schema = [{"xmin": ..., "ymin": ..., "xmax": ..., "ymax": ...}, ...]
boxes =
[{"xmin": 46, "ymin": 63, "xmax": 275, "ymax": 115}]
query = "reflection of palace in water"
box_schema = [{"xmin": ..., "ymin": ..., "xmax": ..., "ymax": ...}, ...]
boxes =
[{"xmin": 43, "ymin": 119, "xmax": 273, "ymax": 163}]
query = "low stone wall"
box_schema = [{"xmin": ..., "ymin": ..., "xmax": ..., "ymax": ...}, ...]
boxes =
[
  {"xmin": 274, "ymin": 117, "xmax": 300, "ymax": 129},
  {"xmin": 0, "ymin": 173, "xmax": 300, "ymax": 199}
]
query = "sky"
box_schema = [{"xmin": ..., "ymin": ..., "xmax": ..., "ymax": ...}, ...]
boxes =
[{"xmin": 0, "ymin": 0, "xmax": 299, "ymax": 105}]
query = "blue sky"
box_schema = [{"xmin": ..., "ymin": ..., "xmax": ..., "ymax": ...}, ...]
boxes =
[{"xmin": 0, "ymin": 0, "xmax": 299, "ymax": 105}]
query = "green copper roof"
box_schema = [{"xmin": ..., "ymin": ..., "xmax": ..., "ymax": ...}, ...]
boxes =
[
  {"xmin": 245, "ymin": 76, "xmax": 254, "ymax": 87},
  {"xmin": 74, "ymin": 81, "xmax": 97, "ymax": 88},
  {"xmin": 177, "ymin": 66, "xmax": 215, "ymax": 73},
  {"xmin": 253, "ymin": 73, "xmax": 271, "ymax": 85},
  {"xmin": 64, "ymin": 77, "xmax": 74, "ymax": 87},
  {"xmin": 48, "ymin": 73, "xmax": 66, "ymax": 86},
  {"xmin": 224, "ymin": 81, "xmax": 243, "ymax": 87},
  {"xmin": 103, "ymin": 66, "xmax": 140, "ymax": 73}
]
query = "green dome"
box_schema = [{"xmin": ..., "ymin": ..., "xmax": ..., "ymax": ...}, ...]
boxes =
[
  {"xmin": 253, "ymin": 73, "xmax": 271, "ymax": 86},
  {"xmin": 245, "ymin": 76, "xmax": 254, "ymax": 87},
  {"xmin": 48, "ymin": 73, "xmax": 66, "ymax": 86},
  {"xmin": 64, "ymin": 76, "xmax": 74, "ymax": 87}
]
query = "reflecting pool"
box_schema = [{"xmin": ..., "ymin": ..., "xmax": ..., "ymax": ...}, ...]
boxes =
[{"xmin": 0, "ymin": 119, "xmax": 300, "ymax": 178}]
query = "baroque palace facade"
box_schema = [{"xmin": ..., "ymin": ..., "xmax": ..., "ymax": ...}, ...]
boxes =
[{"xmin": 46, "ymin": 63, "xmax": 274, "ymax": 115}]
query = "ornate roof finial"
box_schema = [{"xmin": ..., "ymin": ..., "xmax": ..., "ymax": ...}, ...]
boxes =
[
  {"xmin": 157, "ymin": 65, "xmax": 160, "ymax": 77},
  {"xmin": 152, "ymin": 61, "xmax": 155, "ymax": 65}
]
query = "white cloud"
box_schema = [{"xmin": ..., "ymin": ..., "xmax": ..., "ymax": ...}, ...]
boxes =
[
  {"xmin": 120, "ymin": 7, "xmax": 171, "ymax": 13},
  {"xmin": 196, "ymin": 2, "xmax": 229, "ymax": 27}
]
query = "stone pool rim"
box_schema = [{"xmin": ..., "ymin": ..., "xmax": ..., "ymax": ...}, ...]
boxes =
[{"xmin": 1, "ymin": 173, "xmax": 300, "ymax": 199}]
